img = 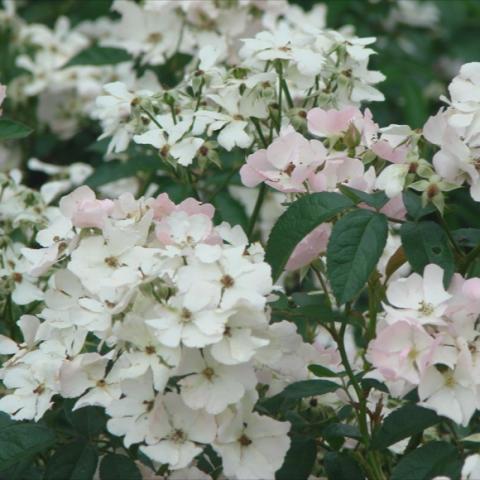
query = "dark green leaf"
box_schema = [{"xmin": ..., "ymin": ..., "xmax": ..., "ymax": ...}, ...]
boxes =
[
  {"xmin": 453, "ymin": 228, "xmax": 480, "ymax": 248},
  {"xmin": 0, "ymin": 118, "xmax": 33, "ymax": 141},
  {"xmin": 266, "ymin": 192, "xmax": 354, "ymax": 281},
  {"xmin": 339, "ymin": 185, "xmax": 389, "ymax": 210},
  {"xmin": 371, "ymin": 404, "xmax": 440, "ymax": 449},
  {"xmin": 403, "ymin": 190, "xmax": 436, "ymax": 221},
  {"xmin": 65, "ymin": 404, "xmax": 107, "ymax": 438},
  {"xmin": 280, "ymin": 380, "xmax": 340, "ymax": 399},
  {"xmin": 323, "ymin": 423, "xmax": 361, "ymax": 440},
  {"xmin": 391, "ymin": 441, "xmax": 462, "ymax": 480},
  {"xmin": 400, "ymin": 221, "xmax": 455, "ymax": 286},
  {"xmin": 45, "ymin": 441, "xmax": 98, "ymax": 480},
  {"xmin": 324, "ymin": 452, "xmax": 364, "ymax": 480},
  {"xmin": 65, "ymin": 46, "xmax": 131, "ymax": 67},
  {"xmin": 0, "ymin": 419, "xmax": 55, "ymax": 471},
  {"xmin": 327, "ymin": 209, "xmax": 388, "ymax": 304},
  {"xmin": 276, "ymin": 437, "xmax": 316, "ymax": 480},
  {"xmin": 308, "ymin": 364, "xmax": 340, "ymax": 378},
  {"xmin": 99, "ymin": 454, "xmax": 141, "ymax": 480}
]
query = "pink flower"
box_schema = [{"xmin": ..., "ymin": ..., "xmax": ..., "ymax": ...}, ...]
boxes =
[
  {"xmin": 240, "ymin": 128, "xmax": 325, "ymax": 193},
  {"xmin": 366, "ymin": 321, "xmax": 437, "ymax": 385},
  {"xmin": 307, "ymin": 106, "xmax": 362, "ymax": 137},
  {"xmin": 152, "ymin": 193, "xmax": 214, "ymax": 220},
  {"xmin": 463, "ymin": 278, "xmax": 480, "ymax": 300},
  {"xmin": 285, "ymin": 224, "xmax": 331, "ymax": 271},
  {"xmin": 59, "ymin": 186, "xmax": 114, "ymax": 229}
]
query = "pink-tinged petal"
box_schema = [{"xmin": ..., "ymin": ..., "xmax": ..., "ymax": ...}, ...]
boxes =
[
  {"xmin": 307, "ymin": 106, "xmax": 360, "ymax": 137},
  {"xmin": 371, "ymin": 140, "xmax": 408, "ymax": 164},
  {"xmin": 285, "ymin": 224, "xmax": 331, "ymax": 271},
  {"xmin": 152, "ymin": 193, "xmax": 176, "ymax": 219},
  {"xmin": 422, "ymin": 110, "xmax": 448, "ymax": 146},
  {"xmin": 240, "ymin": 164, "xmax": 265, "ymax": 188},
  {"xmin": 60, "ymin": 186, "xmax": 114, "ymax": 229},
  {"xmin": 240, "ymin": 149, "xmax": 270, "ymax": 187},
  {"xmin": 380, "ymin": 195, "xmax": 407, "ymax": 221},
  {"xmin": 462, "ymin": 278, "xmax": 480, "ymax": 300},
  {"xmin": 177, "ymin": 198, "xmax": 215, "ymax": 218}
]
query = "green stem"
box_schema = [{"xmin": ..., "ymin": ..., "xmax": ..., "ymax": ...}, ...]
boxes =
[
  {"xmin": 251, "ymin": 117, "xmax": 268, "ymax": 148},
  {"xmin": 461, "ymin": 242, "xmax": 480, "ymax": 275},
  {"xmin": 247, "ymin": 183, "xmax": 267, "ymax": 240},
  {"xmin": 437, "ymin": 213, "xmax": 463, "ymax": 257}
]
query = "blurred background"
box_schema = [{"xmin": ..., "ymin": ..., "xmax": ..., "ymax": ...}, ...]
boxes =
[{"xmin": 7, "ymin": 0, "xmax": 480, "ymax": 128}]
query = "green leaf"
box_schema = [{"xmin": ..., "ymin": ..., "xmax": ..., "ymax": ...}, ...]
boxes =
[
  {"xmin": 99, "ymin": 454, "xmax": 141, "ymax": 480},
  {"xmin": 45, "ymin": 441, "xmax": 98, "ymax": 480},
  {"xmin": 0, "ymin": 118, "xmax": 33, "ymax": 141},
  {"xmin": 403, "ymin": 190, "xmax": 436, "ymax": 221},
  {"xmin": 339, "ymin": 185, "xmax": 389, "ymax": 210},
  {"xmin": 371, "ymin": 404, "xmax": 440, "ymax": 449},
  {"xmin": 276, "ymin": 437, "xmax": 316, "ymax": 480},
  {"xmin": 324, "ymin": 452, "xmax": 364, "ymax": 480},
  {"xmin": 280, "ymin": 380, "xmax": 340, "ymax": 399},
  {"xmin": 65, "ymin": 46, "xmax": 131, "ymax": 67},
  {"xmin": 0, "ymin": 418, "xmax": 55, "ymax": 471},
  {"xmin": 308, "ymin": 364, "xmax": 340, "ymax": 378},
  {"xmin": 322, "ymin": 423, "xmax": 361, "ymax": 440},
  {"xmin": 391, "ymin": 441, "xmax": 462, "ymax": 480},
  {"xmin": 453, "ymin": 228, "xmax": 480, "ymax": 248},
  {"xmin": 65, "ymin": 404, "xmax": 107, "ymax": 438},
  {"xmin": 266, "ymin": 192, "xmax": 354, "ymax": 281},
  {"xmin": 327, "ymin": 209, "xmax": 388, "ymax": 304},
  {"xmin": 400, "ymin": 221, "xmax": 455, "ymax": 286}
]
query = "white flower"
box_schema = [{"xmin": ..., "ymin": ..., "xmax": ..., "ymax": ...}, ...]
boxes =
[
  {"xmin": 107, "ymin": 372, "xmax": 167, "ymax": 448},
  {"xmin": 179, "ymin": 350, "xmax": 257, "ymax": 414},
  {"xmin": 133, "ymin": 114, "xmax": 204, "ymax": 167},
  {"xmin": 213, "ymin": 394, "xmax": 291, "ymax": 480},
  {"xmin": 146, "ymin": 294, "xmax": 232, "ymax": 348},
  {"xmin": 384, "ymin": 264, "xmax": 452, "ymax": 325},
  {"xmin": 419, "ymin": 347, "xmax": 477, "ymax": 426},
  {"xmin": 140, "ymin": 392, "xmax": 216, "ymax": 470},
  {"xmin": 60, "ymin": 352, "xmax": 121, "ymax": 410}
]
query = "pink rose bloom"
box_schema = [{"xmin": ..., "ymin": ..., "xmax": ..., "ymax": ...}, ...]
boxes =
[
  {"xmin": 285, "ymin": 224, "xmax": 331, "ymax": 271},
  {"xmin": 152, "ymin": 193, "xmax": 214, "ymax": 220},
  {"xmin": 308, "ymin": 156, "xmax": 364, "ymax": 192},
  {"xmin": 366, "ymin": 321, "xmax": 437, "ymax": 384},
  {"xmin": 59, "ymin": 186, "xmax": 114, "ymax": 229},
  {"xmin": 0, "ymin": 84, "xmax": 5, "ymax": 115},
  {"xmin": 463, "ymin": 278, "xmax": 480, "ymax": 300},
  {"xmin": 240, "ymin": 128, "xmax": 325, "ymax": 193},
  {"xmin": 153, "ymin": 194, "xmax": 219, "ymax": 246},
  {"xmin": 307, "ymin": 106, "xmax": 362, "ymax": 137}
]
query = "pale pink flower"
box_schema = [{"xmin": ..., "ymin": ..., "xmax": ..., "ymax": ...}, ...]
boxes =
[
  {"xmin": 307, "ymin": 106, "xmax": 362, "ymax": 137},
  {"xmin": 59, "ymin": 186, "xmax": 114, "ymax": 229},
  {"xmin": 285, "ymin": 224, "xmax": 331, "ymax": 271},
  {"xmin": 240, "ymin": 128, "xmax": 325, "ymax": 193},
  {"xmin": 366, "ymin": 321, "xmax": 437, "ymax": 384}
]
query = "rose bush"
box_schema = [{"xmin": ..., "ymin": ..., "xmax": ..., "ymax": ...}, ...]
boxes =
[{"xmin": 1, "ymin": 1, "xmax": 480, "ymax": 479}]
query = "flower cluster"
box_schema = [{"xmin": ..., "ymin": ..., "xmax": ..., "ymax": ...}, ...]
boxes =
[
  {"xmin": 424, "ymin": 62, "xmax": 480, "ymax": 202},
  {"xmin": 367, "ymin": 264, "xmax": 480, "ymax": 426},
  {"xmin": 0, "ymin": 185, "xmax": 323, "ymax": 478}
]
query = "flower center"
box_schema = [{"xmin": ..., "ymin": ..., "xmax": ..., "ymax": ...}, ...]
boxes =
[
  {"xmin": 238, "ymin": 434, "xmax": 252, "ymax": 446},
  {"xmin": 221, "ymin": 274, "xmax": 235, "ymax": 288},
  {"xmin": 203, "ymin": 367, "xmax": 215, "ymax": 380},
  {"xmin": 145, "ymin": 345, "xmax": 156, "ymax": 355},
  {"xmin": 180, "ymin": 308, "xmax": 192, "ymax": 323},
  {"xmin": 104, "ymin": 256, "xmax": 119, "ymax": 268},
  {"xmin": 171, "ymin": 429, "xmax": 186, "ymax": 443},
  {"xmin": 419, "ymin": 301, "xmax": 434, "ymax": 316}
]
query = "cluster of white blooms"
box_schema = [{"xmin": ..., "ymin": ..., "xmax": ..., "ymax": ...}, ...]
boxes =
[
  {"xmin": 0, "ymin": 185, "xmax": 325, "ymax": 478},
  {"xmin": 423, "ymin": 63, "xmax": 480, "ymax": 202},
  {"xmin": 94, "ymin": 25, "xmax": 384, "ymax": 161},
  {"xmin": 367, "ymin": 264, "xmax": 480, "ymax": 426}
]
